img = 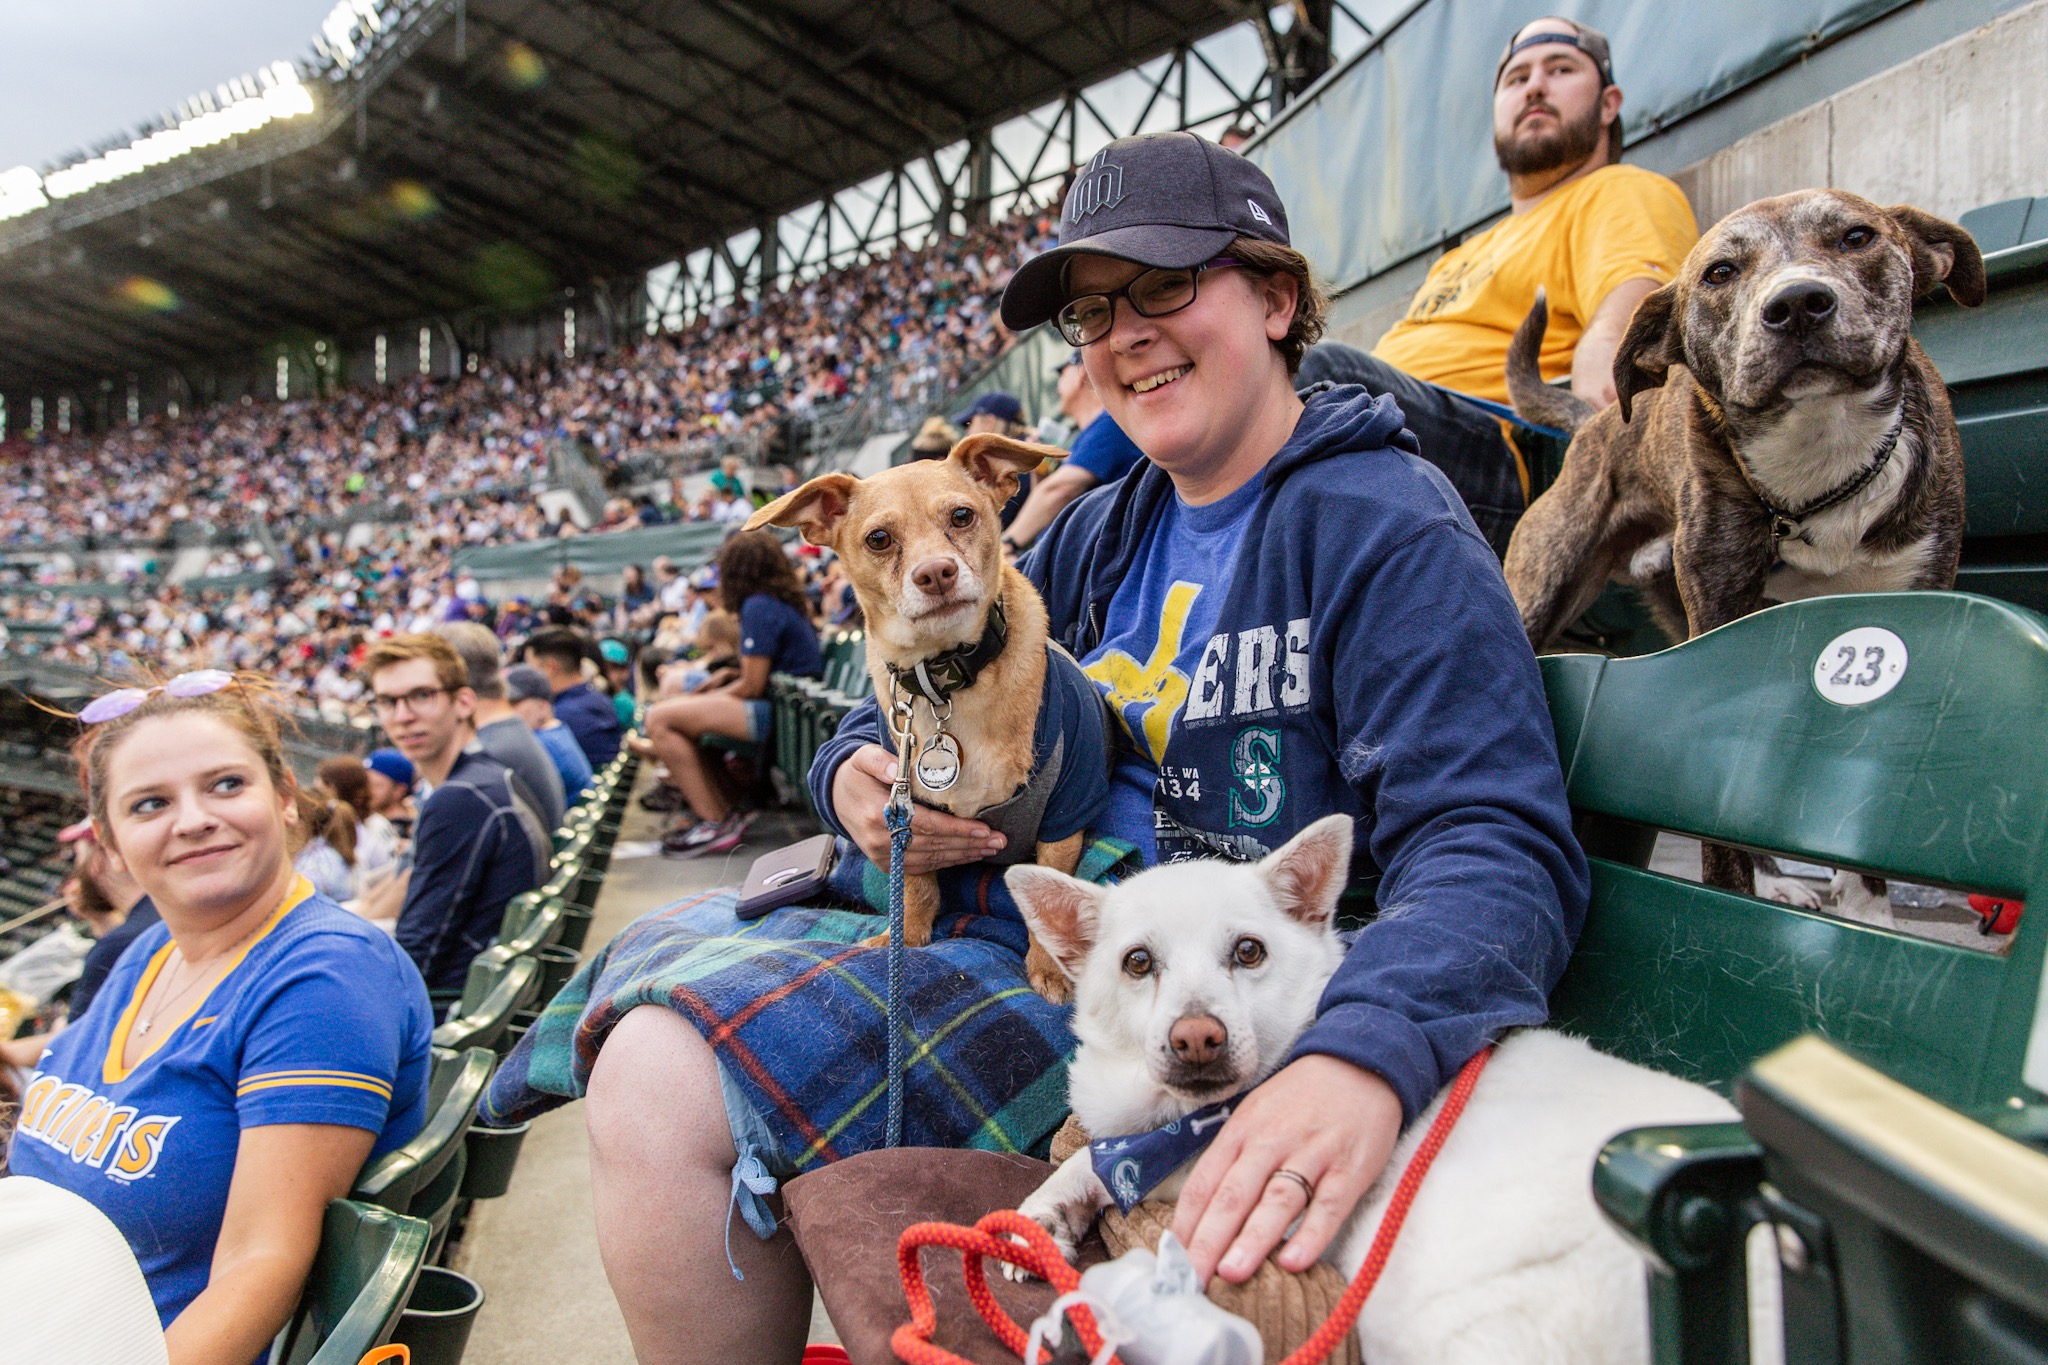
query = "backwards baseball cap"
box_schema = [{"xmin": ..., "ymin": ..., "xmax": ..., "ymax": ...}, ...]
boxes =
[
  {"xmin": 503, "ymin": 663, "xmax": 553, "ymax": 703},
  {"xmin": 1495, "ymin": 19, "xmax": 1613, "ymax": 89},
  {"xmin": 949, "ymin": 391, "xmax": 1025, "ymax": 427},
  {"xmin": 1001, "ymin": 131, "xmax": 1290, "ymax": 333},
  {"xmin": 363, "ymin": 748, "xmax": 416, "ymax": 790}
]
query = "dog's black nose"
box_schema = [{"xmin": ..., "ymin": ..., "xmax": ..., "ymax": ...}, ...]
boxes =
[
  {"xmin": 1761, "ymin": 280, "xmax": 1838, "ymax": 333},
  {"xmin": 911, "ymin": 557, "xmax": 958, "ymax": 596},
  {"xmin": 1169, "ymin": 1015, "xmax": 1227, "ymax": 1065}
]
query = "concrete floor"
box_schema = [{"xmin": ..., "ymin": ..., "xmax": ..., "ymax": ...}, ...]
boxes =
[{"xmin": 451, "ymin": 781, "xmax": 837, "ymax": 1364}]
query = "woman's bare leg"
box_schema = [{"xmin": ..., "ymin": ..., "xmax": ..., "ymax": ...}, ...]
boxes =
[
  {"xmin": 643, "ymin": 694, "xmax": 751, "ymax": 824},
  {"xmin": 585, "ymin": 1005, "xmax": 813, "ymax": 1364}
]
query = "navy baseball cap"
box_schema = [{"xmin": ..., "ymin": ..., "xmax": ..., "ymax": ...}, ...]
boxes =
[
  {"xmin": 1000, "ymin": 132, "xmax": 1290, "ymax": 332},
  {"xmin": 949, "ymin": 391, "xmax": 1025, "ymax": 426},
  {"xmin": 364, "ymin": 748, "xmax": 416, "ymax": 790}
]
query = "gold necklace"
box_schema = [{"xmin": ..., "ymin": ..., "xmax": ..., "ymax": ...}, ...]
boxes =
[{"xmin": 132, "ymin": 901, "xmax": 277, "ymax": 1037}]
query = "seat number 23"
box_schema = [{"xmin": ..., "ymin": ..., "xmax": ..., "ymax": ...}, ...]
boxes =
[{"xmin": 1812, "ymin": 627, "xmax": 1908, "ymax": 706}]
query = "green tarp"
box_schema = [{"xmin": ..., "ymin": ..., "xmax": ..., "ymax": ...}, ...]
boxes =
[{"xmin": 452, "ymin": 520, "xmax": 731, "ymax": 581}]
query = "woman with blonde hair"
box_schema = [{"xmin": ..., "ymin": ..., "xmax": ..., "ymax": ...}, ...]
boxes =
[{"xmin": 8, "ymin": 670, "xmax": 432, "ymax": 1361}]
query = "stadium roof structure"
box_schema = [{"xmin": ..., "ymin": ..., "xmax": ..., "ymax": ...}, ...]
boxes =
[{"xmin": 0, "ymin": 0, "xmax": 1251, "ymax": 395}]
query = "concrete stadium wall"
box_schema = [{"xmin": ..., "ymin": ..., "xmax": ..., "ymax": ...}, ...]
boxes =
[
  {"xmin": 1671, "ymin": 0, "xmax": 2048, "ymax": 230},
  {"xmin": 1324, "ymin": 0, "xmax": 2045, "ymax": 352}
]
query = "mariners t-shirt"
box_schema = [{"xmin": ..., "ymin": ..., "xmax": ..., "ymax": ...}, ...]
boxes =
[
  {"xmin": 740, "ymin": 593, "xmax": 825, "ymax": 678},
  {"xmin": 8, "ymin": 878, "xmax": 433, "ymax": 1329},
  {"xmin": 1079, "ymin": 472, "xmax": 1263, "ymax": 864},
  {"xmin": 1372, "ymin": 164, "xmax": 1697, "ymax": 401}
]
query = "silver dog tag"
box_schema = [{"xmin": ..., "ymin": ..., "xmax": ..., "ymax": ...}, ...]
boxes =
[{"xmin": 916, "ymin": 731, "xmax": 961, "ymax": 792}]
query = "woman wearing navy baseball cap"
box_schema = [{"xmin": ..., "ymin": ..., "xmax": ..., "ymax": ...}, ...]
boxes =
[{"xmin": 527, "ymin": 132, "xmax": 1586, "ymax": 1359}]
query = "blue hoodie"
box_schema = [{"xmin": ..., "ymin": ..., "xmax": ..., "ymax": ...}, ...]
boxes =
[{"xmin": 812, "ymin": 386, "xmax": 1587, "ymax": 1123}]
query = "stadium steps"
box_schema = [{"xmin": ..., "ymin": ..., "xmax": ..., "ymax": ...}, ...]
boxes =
[{"xmin": 445, "ymin": 767, "xmax": 843, "ymax": 1362}]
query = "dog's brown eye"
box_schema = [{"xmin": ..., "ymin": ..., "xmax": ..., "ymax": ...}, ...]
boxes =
[
  {"xmin": 1840, "ymin": 226, "xmax": 1875, "ymax": 249},
  {"xmin": 950, "ymin": 506, "xmax": 974, "ymax": 529},
  {"xmin": 1703, "ymin": 261, "xmax": 1738, "ymax": 286},
  {"xmin": 1121, "ymin": 947, "xmax": 1153, "ymax": 978},
  {"xmin": 864, "ymin": 528, "xmax": 892, "ymax": 554},
  {"xmin": 1232, "ymin": 937, "xmax": 1267, "ymax": 969}
]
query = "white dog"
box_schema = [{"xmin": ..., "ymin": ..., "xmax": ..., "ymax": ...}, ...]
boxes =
[{"xmin": 1006, "ymin": 815, "xmax": 1738, "ymax": 1365}]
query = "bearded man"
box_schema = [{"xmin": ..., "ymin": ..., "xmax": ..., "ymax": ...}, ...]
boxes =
[{"xmin": 1299, "ymin": 18, "xmax": 1698, "ymax": 553}]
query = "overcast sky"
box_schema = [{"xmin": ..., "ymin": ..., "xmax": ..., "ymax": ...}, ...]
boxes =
[{"xmin": 0, "ymin": 0, "xmax": 335, "ymax": 171}]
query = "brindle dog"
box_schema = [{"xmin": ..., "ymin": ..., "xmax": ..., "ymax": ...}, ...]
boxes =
[{"xmin": 1503, "ymin": 189, "xmax": 1984, "ymax": 901}]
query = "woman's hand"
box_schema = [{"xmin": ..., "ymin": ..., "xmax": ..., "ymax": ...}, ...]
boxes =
[
  {"xmin": 830, "ymin": 744, "xmax": 1005, "ymax": 873},
  {"xmin": 1172, "ymin": 1054, "xmax": 1404, "ymax": 1284}
]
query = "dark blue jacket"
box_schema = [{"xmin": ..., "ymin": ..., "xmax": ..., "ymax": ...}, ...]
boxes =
[
  {"xmin": 817, "ymin": 386, "xmax": 1586, "ymax": 1122},
  {"xmin": 397, "ymin": 750, "xmax": 551, "ymax": 992},
  {"xmin": 552, "ymin": 681, "xmax": 623, "ymax": 768}
]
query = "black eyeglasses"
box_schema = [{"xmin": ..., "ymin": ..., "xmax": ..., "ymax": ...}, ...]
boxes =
[
  {"xmin": 370, "ymin": 686, "xmax": 451, "ymax": 717},
  {"xmin": 1055, "ymin": 258, "xmax": 1241, "ymax": 347}
]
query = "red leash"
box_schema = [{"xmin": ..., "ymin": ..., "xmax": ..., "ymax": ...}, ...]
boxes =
[{"xmin": 892, "ymin": 1047, "xmax": 1493, "ymax": 1365}]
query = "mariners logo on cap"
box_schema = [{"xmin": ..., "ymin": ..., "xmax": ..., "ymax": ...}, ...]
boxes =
[{"xmin": 1066, "ymin": 147, "xmax": 1125, "ymax": 223}]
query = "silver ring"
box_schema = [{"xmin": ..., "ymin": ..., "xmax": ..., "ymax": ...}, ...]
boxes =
[{"xmin": 1270, "ymin": 1168, "xmax": 1316, "ymax": 1202}]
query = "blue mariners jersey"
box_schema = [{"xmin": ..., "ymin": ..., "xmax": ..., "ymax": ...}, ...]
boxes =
[
  {"xmin": 9, "ymin": 877, "xmax": 433, "ymax": 1329},
  {"xmin": 1080, "ymin": 471, "xmax": 1263, "ymax": 864}
]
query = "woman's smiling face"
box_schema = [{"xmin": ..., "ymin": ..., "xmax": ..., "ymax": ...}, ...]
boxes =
[
  {"xmin": 1069, "ymin": 253, "xmax": 1299, "ymax": 494},
  {"xmin": 97, "ymin": 712, "xmax": 296, "ymax": 918}
]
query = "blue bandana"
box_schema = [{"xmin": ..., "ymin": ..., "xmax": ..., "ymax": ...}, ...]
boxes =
[{"xmin": 1088, "ymin": 1093, "xmax": 1245, "ymax": 1213}]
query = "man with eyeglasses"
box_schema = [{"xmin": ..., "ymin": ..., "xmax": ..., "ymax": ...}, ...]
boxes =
[
  {"xmin": 1298, "ymin": 17, "xmax": 1697, "ymax": 554},
  {"xmin": 363, "ymin": 633, "xmax": 549, "ymax": 995}
]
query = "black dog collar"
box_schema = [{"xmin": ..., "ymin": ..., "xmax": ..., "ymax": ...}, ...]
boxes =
[
  {"xmin": 1750, "ymin": 408, "xmax": 1906, "ymax": 543},
  {"xmin": 889, "ymin": 596, "xmax": 1010, "ymax": 706}
]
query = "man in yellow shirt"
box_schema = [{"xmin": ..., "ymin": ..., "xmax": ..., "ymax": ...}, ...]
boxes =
[{"xmin": 1300, "ymin": 18, "xmax": 1698, "ymax": 553}]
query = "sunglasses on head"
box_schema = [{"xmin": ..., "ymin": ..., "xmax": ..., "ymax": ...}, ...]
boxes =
[
  {"xmin": 78, "ymin": 670, "xmax": 237, "ymax": 726},
  {"xmin": 1055, "ymin": 257, "xmax": 1241, "ymax": 348}
]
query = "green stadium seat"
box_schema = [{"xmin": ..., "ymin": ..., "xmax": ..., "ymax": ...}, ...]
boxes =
[
  {"xmin": 269, "ymin": 1199, "xmax": 431, "ymax": 1365},
  {"xmin": 352, "ymin": 1046, "xmax": 493, "ymax": 1247},
  {"xmin": 431, "ymin": 949, "xmax": 541, "ymax": 1054},
  {"xmin": 1725, "ymin": 1036, "xmax": 2048, "ymax": 1364},
  {"xmin": 495, "ymin": 892, "xmax": 566, "ymax": 957},
  {"xmin": 1538, "ymin": 592, "xmax": 2048, "ymax": 1363}
]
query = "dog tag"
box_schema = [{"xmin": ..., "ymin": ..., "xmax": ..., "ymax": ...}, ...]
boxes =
[
  {"xmin": 916, "ymin": 732, "xmax": 961, "ymax": 792},
  {"xmin": 1812, "ymin": 627, "xmax": 1908, "ymax": 706}
]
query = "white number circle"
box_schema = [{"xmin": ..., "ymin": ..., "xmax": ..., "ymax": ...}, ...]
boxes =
[{"xmin": 1812, "ymin": 627, "xmax": 1908, "ymax": 706}]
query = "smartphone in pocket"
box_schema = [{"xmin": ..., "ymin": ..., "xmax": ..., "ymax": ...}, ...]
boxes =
[{"xmin": 736, "ymin": 835, "xmax": 839, "ymax": 920}]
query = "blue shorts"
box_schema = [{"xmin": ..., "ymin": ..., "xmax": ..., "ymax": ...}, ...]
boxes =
[{"xmin": 743, "ymin": 698, "xmax": 773, "ymax": 744}]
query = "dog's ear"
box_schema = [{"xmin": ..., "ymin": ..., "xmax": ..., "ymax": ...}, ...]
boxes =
[
  {"xmin": 950, "ymin": 433, "xmax": 1064, "ymax": 505},
  {"xmin": 1886, "ymin": 205, "xmax": 1987, "ymax": 309},
  {"xmin": 1253, "ymin": 815, "xmax": 1354, "ymax": 927},
  {"xmin": 746, "ymin": 473, "xmax": 860, "ymax": 547},
  {"xmin": 1613, "ymin": 283, "xmax": 1681, "ymax": 424},
  {"xmin": 1005, "ymin": 865, "xmax": 1105, "ymax": 980}
]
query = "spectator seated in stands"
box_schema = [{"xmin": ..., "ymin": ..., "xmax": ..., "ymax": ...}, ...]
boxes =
[
  {"xmin": 949, "ymin": 391, "xmax": 1035, "ymax": 526},
  {"xmin": 504, "ymin": 663, "xmax": 594, "ymax": 804},
  {"xmin": 522, "ymin": 626, "xmax": 624, "ymax": 769},
  {"xmin": 358, "ymin": 747, "xmax": 416, "ymax": 841},
  {"xmin": 638, "ymin": 532, "xmax": 823, "ymax": 858},
  {"xmin": 599, "ymin": 638, "xmax": 638, "ymax": 727},
  {"xmin": 436, "ymin": 620, "xmax": 568, "ymax": 830},
  {"xmin": 488, "ymin": 135, "xmax": 1582, "ymax": 1361},
  {"xmin": 290, "ymin": 791, "xmax": 358, "ymax": 904},
  {"xmin": 0, "ymin": 820, "xmax": 159, "ymax": 1071},
  {"xmin": 1002, "ymin": 349, "xmax": 1147, "ymax": 553},
  {"xmin": 7, "ymin": 670, "xmax": 432, "ymax": 1356},
  {"xmin": 1298, "ymin": 17, "xmax": 1698, "ymax": 554},
  {"xmin": 362, "ymin": 635, "xmax": 549, "ymax": 993},
  {"xmin": 315, "ymin": 756, "xmax": 401, "ymax": 898}
]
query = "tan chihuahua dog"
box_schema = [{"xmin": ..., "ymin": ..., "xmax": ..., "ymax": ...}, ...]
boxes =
[{"xmin": 747, "ymin": 433, "xmax": 1086, "ymax": 1002}]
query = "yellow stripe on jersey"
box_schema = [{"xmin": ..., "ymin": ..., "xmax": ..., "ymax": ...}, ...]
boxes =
[{"xmin": 236, "ymin": 1076, "xmax": 394, "ymax": 1099}]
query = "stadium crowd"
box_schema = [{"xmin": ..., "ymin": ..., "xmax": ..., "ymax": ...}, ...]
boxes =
[{"xmin": 2, "ymin": 19, "xmax": 1725, "ymax": 1357}]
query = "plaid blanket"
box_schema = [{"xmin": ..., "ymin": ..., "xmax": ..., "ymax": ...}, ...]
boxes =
[{"xmin": 482, "ymin": 836, "xmax": 1136, "ymax": 1173}]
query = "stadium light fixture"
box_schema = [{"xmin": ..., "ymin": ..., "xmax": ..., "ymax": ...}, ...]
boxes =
[{"xmin": 0, "ymin": 63, "xmax": 316, "ymax": 222}]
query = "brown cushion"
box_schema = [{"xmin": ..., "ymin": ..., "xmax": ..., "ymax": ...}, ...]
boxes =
[{"xmin": 782, "ymin": 1149, "xmax": 1107, "ymax": 1365}]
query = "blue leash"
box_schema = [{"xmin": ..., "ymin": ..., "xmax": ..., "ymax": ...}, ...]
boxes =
[{"xmin": 885, "ymin": 779, "xmax": 914, "ymax": 1148}]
